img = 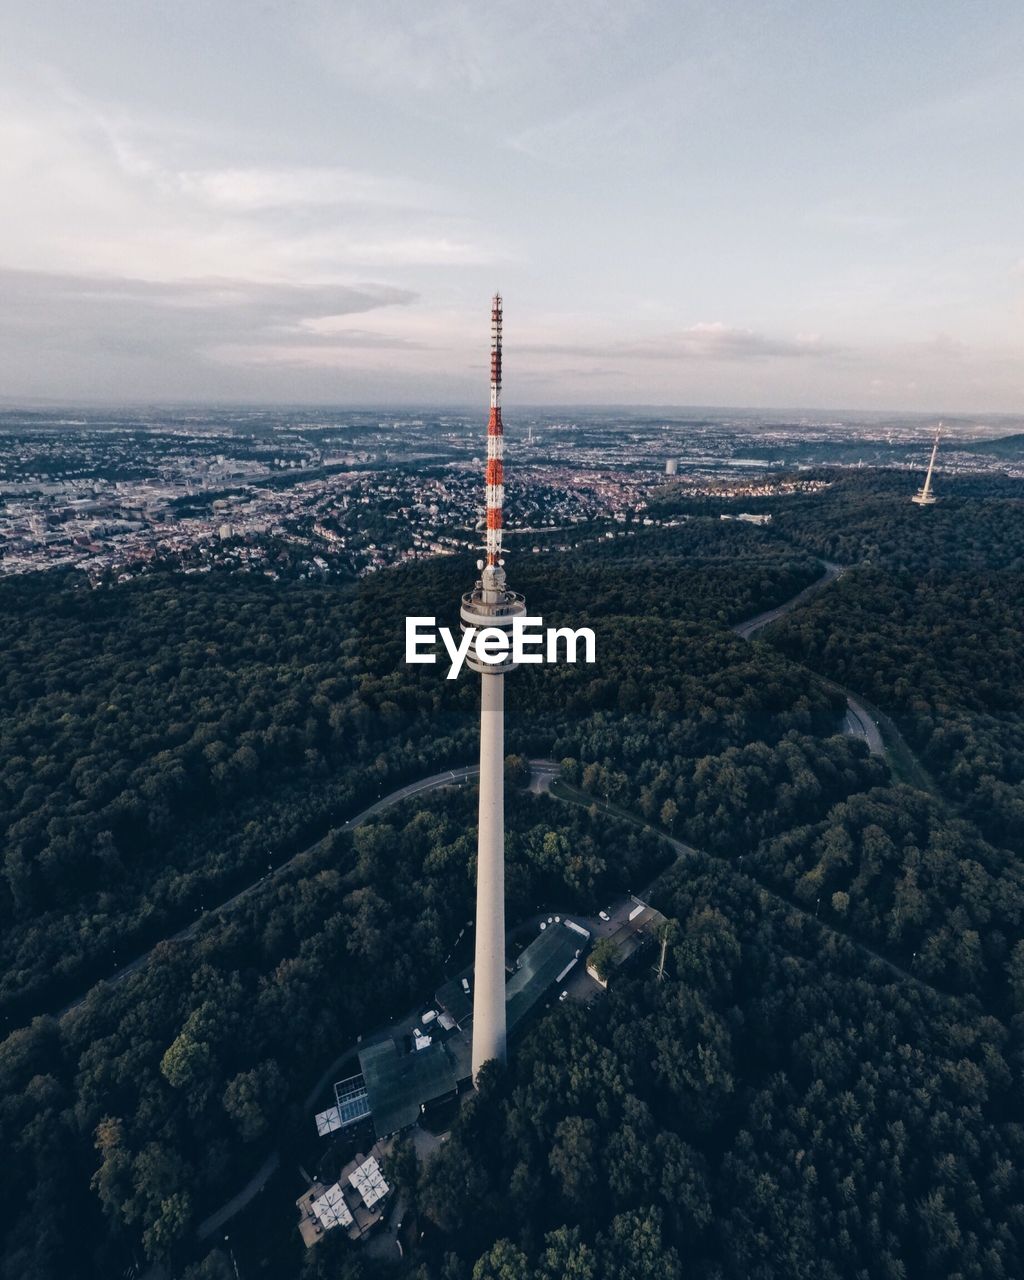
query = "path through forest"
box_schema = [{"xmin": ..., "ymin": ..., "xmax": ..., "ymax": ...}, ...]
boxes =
[
  {"xmin": 55, "ymin": 766, "xmax": 484, "ymax": 1023},
  {"xmin": 732, "ymin": 558, "xmax": 940, "ymax": 789},
  {"xmin": 547, "ymin": 778, "xmax": 968, "ymax": 1006},
  {"xmin": 196, "ymin": 747, "xmax": 974, "ymax": 1245},
  {"xmin": 180, "ymin": 562, "xmax": 963, "ymax": 1243},
  {"xmin": 53, "ymin": 559, "xmax": 934, "ymax": 1031}
]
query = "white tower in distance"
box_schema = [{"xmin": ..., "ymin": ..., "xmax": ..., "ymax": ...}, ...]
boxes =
[
  {"xmin": 461, "ymin": 294, "xmax": 526, "ymax": 1081},
  {"xmin": 912, "ymin": 425, "xmax": 942, "ymax": 505}
]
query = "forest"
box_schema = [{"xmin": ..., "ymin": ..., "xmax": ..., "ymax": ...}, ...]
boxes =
[
  {"xmin": 766, "ymin": 566, "xmax": 1024, "ymax": 846},
  {"xmin": 765, "ymin": 469, "xmax": 1024, "ymax": 575},
  {"xmin": 0, "ymin": 521, "xmax": 818, "ymax": 1022},
  {"xmin": 649, "ymin": 468, "xmax": 1024, "ymax": 575},
  {"xmin": 749, "ymin": 477, "xmax": 1024, "ymax": 1013},
  {"xmin": 402, "ymin": 857, "xmax": 1023, "ymax": 1280},
  {"xmin": 0, "ymin": 787, "xmax": 665, "ymax": 1279},
  {"xmin": 1, "ymin": 475, "xmax": 1023, "ymax": 1279},
  {"xmin": 0, "ymin": 518, "xmax": 834, "ymax": 1277}
]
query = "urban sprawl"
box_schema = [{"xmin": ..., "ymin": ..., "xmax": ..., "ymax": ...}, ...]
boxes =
[{"xmin": 1, "ymin": 408, "xmax": 1016, "ymax": 584}]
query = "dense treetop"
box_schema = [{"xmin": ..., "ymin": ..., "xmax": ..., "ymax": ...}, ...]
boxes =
[
  {"xmin": 766, "ymin": 566, "xmax": 1024, "ymax": 849},
  {"xmin": 0, "ymin": 525, "xmax": 821, "ymax": 1021},
  {"xmin": 410, "ymin": 860, "xmax": 1024, "ymax": 1280},
  {"xmin": 2, "ymin": 473, "xmax": 1023, "ymax": 1279}
]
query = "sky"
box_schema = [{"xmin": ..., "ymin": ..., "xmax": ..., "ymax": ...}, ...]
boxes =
[{"xmin": 2, "ymin": 0, "xmax": 1023, "ymax": 411}]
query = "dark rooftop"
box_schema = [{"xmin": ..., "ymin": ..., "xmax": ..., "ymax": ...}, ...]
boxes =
[
  {"xmin": 435, "ymin": 976, "xmax": 472, "ymax": 1025},
  {"xmin": 358, "ymin": 1038, "xmax": 458, "ymax": 1138},
  {"xmin": 506, "ymin": 923, "xmax": 586, "ymax": 1035}
]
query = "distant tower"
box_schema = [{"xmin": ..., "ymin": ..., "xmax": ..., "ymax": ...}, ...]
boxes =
[
  {"xmin": 460, "ymin": 294, "xmax": 526, "ymax": 1080},
  {"xmin": 665, "ymin": 458, "xmax": 679, "ymax": 476},
  {"xmin": 912, "ymin": 425, "xmax": 942, "ymax": 506}
]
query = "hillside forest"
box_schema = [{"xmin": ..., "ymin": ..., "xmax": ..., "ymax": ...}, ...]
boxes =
[{"xmin": 1, "ymin": 472, "xmax": 1022, "ymax": 1279}]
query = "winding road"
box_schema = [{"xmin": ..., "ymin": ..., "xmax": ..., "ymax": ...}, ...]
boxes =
[
  {"xmin": 47, "ymin": 558, "xmax": 912, "ymax": 1032},
  {"xmin": 7, "ymin": 545, "xmax": 956, "ymax": 1280},
  {"xmin": 548, "ymin": 777, "xmax": 954, "ymax": 1001},
  {"xmin": 732, "ymin": 561, "xmax": 885, "ymax": 757},
  {"xmin": 171, "ymin": 561, "xmax": 950, "ymax": 1242},
  {"xmin": 56, "ymin": 767, "xmax": 486, "ymax": 1023},
  {"xmin": 196, "ymin": 746, "xmax": 962, "ymax": 1245},
  {"xmin": 732, "ymin": 560, "xmax": 846, "ymax": 640}
]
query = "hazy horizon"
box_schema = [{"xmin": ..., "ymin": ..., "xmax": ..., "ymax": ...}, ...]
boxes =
[
  {"xmin": 3, "ymin": 399, "xmax": 1023, "ymax": 438},
  {"xmin": 3, "ymin": 2, "xmax": 1023, "ymax": 411}
]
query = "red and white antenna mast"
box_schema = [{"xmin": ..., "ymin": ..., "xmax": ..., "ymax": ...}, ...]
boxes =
[{"xmin": 485, "ymin": 292, "xmax": 504, "ymax": 567}]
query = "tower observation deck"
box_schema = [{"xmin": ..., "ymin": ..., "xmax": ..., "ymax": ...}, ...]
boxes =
[{"xmin": 462, "ymin": 294, "xmax": 525, "ymax": 1081}]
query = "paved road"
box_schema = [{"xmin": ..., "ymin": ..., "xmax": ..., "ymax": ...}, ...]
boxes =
[
  {"xmin": 56, "ymin": 762, "xmax": 563, "ymax": 1028},
  {"xmin": 198, "ymin": 749, "xmax": 957, "ymax": 1243},
  {"xmin": 732, "ymin": 561, "xmax": 845, "ymax": 640},
  {"xmin": 57, "ymin": 766, "xmax": 486, "ymax": 1023},
  {"xmin": 43, "ymin": 559, "xmax": 921, "ymax": 1035},
  {"xmin": 196, "ymin": 762, "xmax": 565, "ymax": 1241},
  {"xmin": 732, "ymin": 561, "xmax": 885, "ymax": 759},
  {"xmin": 16, "ymin": 555, "xmax": 953, "ymax": 1251},
  {"xmin": 198, "ymin": 1151, "xmax": 280, "ymax": 1241},
  {"xmin": 547, "ymin": 779, "xmax": 963, "ymax": 1005},
  {"xmin": 842, "ymin": 696, "xmax": 885, "ymax": 756},
  {"xmin": 45, "ymin": 565, "xmax": 880, "ymax": 1030}
]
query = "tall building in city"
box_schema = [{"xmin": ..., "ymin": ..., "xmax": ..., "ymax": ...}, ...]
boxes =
[
  {"xmin": 912, "ymin": 425, "xmax": 942, "ymax": 506},
  {"xmin": 460, "ymin": 294, "xmax": 525, "ymax": 1080}
]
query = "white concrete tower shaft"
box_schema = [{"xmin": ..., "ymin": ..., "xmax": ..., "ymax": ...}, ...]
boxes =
[
  {"xmin": 472, "ymin": 671, "xmax": 506, "ymax": 1075},
  {"xmin": 460, "ymin": 294, "xmax": 525, "ymax": 1081},
  {"xmin": 912, "ymin": 424, "xmax": 942, "ymax": 505}
]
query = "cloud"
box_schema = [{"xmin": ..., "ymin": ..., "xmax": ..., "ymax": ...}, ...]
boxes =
[
  {"xmin": 211, "ymin": 334, "xmax": 426, "ymax": 367},
  {"xmin": 0, "ymin": 267, "xmax": 416, "ymax": 379},
  {"xmin": 520, "ymin": 322, "xmax": 836, "ymax": 362},
  {"xmin": 303, "ymin": 0, "xmax": 708, "ymax": 155},
  {"xmin": 0, "ymin": 74, "xmax": 496, "ymax": 280},
  {"xmin": 305, "ymin": 0, "xmax": 657, "ymax": 99},
  {"xmin": 318, "ymin": 236, "xmax": 499, "ymax": 267},
  {"xmin": 173, "ymin": 166, "xmax": 434, "ymax": 212}
]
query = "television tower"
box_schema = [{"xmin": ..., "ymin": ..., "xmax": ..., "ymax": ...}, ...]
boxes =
[
  {"xmin": 460, "ymin": 294, "xmax": 526, "ymax": 1081},
  {"xmin": 912, "ymin": 424, "xmax": 942, "ymax": 506}
]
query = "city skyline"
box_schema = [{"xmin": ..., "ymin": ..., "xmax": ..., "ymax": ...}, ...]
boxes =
[{"xmin": 2, "ymin": 1, "xmax": 1023, "ymax": 410}]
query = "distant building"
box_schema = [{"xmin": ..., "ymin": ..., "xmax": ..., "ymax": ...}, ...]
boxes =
[
  {"xmin": 586, "ymin": 899, "xmax": 666, "ymax": 987},
  {"xmin": 720, "ymin": 512, "xmax": 772, "ymax": 526},
  {"xmin": 665, "ymin": 458, "xmax": 679, "ymax": 476}
]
